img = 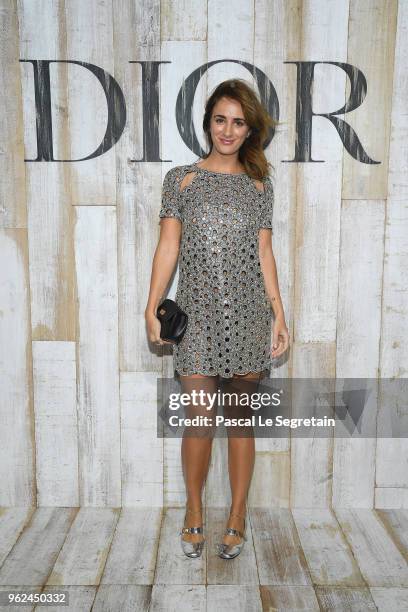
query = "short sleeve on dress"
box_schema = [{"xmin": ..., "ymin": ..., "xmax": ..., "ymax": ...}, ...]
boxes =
[
  {"xmin": 159, "ymin": 167, "xmax": 183, "ymax": 222},
  {"xmin": 258, "ymin": 176, "xmax": 274, "ymax": 231}
]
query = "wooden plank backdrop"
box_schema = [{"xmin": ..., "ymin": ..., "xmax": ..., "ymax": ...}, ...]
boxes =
[{"xmin": 0, "ymin": 0, "xmax": 407, "ymax": 509}]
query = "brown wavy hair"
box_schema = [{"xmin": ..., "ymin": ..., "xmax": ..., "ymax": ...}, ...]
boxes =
[{"xmin": 201, "ymin": 78, "xmax": 278, "ymax": 181}]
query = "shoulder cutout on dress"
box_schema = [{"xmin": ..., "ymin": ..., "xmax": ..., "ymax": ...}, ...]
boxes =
[
  {"xmin": 251, "ymin": 178, "xmax": 265, "ymax": 193},
  {"xmin": 180, "ymin": 169, "xmax": 198, "ymax": 192}
]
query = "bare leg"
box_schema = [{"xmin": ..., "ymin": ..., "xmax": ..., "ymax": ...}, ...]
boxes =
[
  {"xmin": 222, "ymin": 370, "xmax": 266, "ymax": 546},
  {"xmin": 179, "ymin": 372, "xmax": 219, "ymax": 543}
]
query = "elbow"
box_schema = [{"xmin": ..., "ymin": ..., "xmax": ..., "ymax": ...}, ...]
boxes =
[{"xmin": 158, "ymin": 239, "xmax": 180, "ymax": 258}]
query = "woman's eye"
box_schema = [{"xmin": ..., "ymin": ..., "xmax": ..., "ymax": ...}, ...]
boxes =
[{"xmin": 214, "ymin": 118, "xmax": 245, "ymax": 126}]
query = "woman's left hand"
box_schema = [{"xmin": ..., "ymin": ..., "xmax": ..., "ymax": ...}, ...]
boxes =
[{"xmin": 271, "ymin": 316, "xmax": 290, "ymax": 359}]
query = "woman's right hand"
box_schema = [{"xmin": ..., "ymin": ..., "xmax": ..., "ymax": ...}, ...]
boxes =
[{"xmin": 145, "ymin": 312, "xmax": 174, "ymax": 346}]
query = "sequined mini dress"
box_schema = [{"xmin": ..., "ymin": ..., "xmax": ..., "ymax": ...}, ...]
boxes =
[{"xmin": 158, "ymin": 161, "xmax": 275, "ymax": 378}]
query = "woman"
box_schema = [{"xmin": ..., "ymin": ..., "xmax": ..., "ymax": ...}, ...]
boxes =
[{"xmin": 145, "ymin": 79, "xmax": 289, "ymax": 560}]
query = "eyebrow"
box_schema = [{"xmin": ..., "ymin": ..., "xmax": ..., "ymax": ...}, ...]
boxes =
[{"xmin": 213, "ymin": 114, "xmax": 246, "ymax": 121}]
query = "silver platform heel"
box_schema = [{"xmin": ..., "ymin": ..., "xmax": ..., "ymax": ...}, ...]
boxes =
[
  {"xmin": 216, "ymin": 511, "xmax": 247, "ymax": 560},
  {"xmin": 180, "ymin": 507, "xmax": 205, "ymax": 558}
]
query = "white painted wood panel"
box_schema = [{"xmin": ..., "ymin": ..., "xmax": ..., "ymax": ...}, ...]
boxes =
[
  {"xmin": 120, "ymin": 372, "xmax": 163, "ymax": 506},
  {"xmin": 376, "ymin": 509, "xmax": 408, "ymax": 562},
  {"xmin": 0, "ymin": 1, "xmax": 26, "ymax": 229},
  {"xmin": 292, "ymin": 508, "xmax": 365, "ymax": 586},
  {"xmin": 207, "ymin": 0, "xmax": 253, "ymax": 76},
  {"xmin": 333, "ymin": 199, "xmax": 385, "ymax": 507},
  {"xmin": 65, "ymin": 0, "xmax": 116, "ymax": 205},
  {"xmin": 74, "ymin": 206, "xmax": 121, "ymax": 506},
  {"xmin": 370, "ymin": 587, "xmax": 408, "ymax": 611},
  {"xmin": 375, "ymin": 488, "xmax": 408, "ymax": 509},
  {"xmin": 334, "ymin": 508, "xmax": 408, "ymax": 587},
  {"xmin": 260, "ymin": 585, "xmax": 320, "ymax": 611},
  {"xmin": 376, "ymin": 440, "xmax": 408, "ymax": 492},
  {"xmin": 18, "ymin": 0, "xmax": 76, "ymax": 340},
  {"xmin": 377, "ymin": 195, "xmax": 408, "ymax": 505},
  {"xmin": 294, "ymin": 160, "xmax": 343, "ymax": 343},
  {"xmin": 92, "ymin": 585, "xmax": 151, "ymax": 611},
  {"xmin": 40, "ymin": 586, "xmax": 96, "ymax": 612},
  {"xmin": 377, "ymin": 5, "xmax": 408, "ymax": 506},
  {"xmin": 295, "ymin": 0, "xmax": 348, "ymax": 343},
  {"xmin": 388, "ymin": 0, "xmax": 408, "ymax": 202},
  {"xmin": 100, "ymin": 507, "xmax": 162, "ymax": 585},
  {"xmin": 47, "ymin": 508, "xmax": 119, "ymax": 586},
  {"xmin": 274, "ymin": 0, "xmax": 347, "ymax": 509},
  {"xmin": 249, "ymin": 451, "xmax": 290, "ymax": 508},
  {"xmin": 32, "ymin": 341, "xmax": 78, "ymax": 506},
  {"xmin": 250, "ymin": 508, "xmax": 312, "ymax": 585},
  {"xmin": 118, "ymin": 166, "xmax": 164, "ymax": 373},
  {"xmin": 0, "ymin": 507, "xmax": 34, "ymax": 567},
  {"xmin": 207, "ymin": 585, "xmax": 262, "ymax": 611},
  {"xmin": 161, "ymin": 0, "xmax": 207, "ymax": 42},
  {"xmin": 291, "ymin": 343, "xmax": 335, "ymax": 508},
  {"xmin": 163, "ymin": 437, "xmax": 185, "ymax": 507},
  {"xmin": 0, "ymin": 230, "xmax": 34, "ymax": 506},
  {"xmin": 150, "ymin": 585, "xmax": 205, "ymax": 611},
  {"xmin": 113, "ymin": 0, "xmax": 162, "ymax": 373},
  {"xmin": 315, "ymin": 586, "xmax": 377, "ymax": 610},
  {"xmin": 0, "ymin": 507, "xmax": 77, "ymax": 585},
  {"xmin": 343, "ymin": 0, "xmax": 397, "ymax": 198}
]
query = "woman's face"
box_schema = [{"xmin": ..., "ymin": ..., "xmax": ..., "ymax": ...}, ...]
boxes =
[{"xmin": 209, "ymin": 97, "xmax": 251, "ymax": 155}]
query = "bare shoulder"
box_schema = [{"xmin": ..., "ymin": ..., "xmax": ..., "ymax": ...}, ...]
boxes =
[
  {"xmin": 249, "ymin": 175, "xmax": 268, "ymax": 193},
  {"xmin": 252, "ymin": 178, "xmax": 265, "ymax": 193}
]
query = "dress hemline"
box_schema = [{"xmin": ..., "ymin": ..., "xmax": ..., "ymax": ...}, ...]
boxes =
[{"xmin": 175, "ymin": 366, "xmax": 271, "ymax": 379}]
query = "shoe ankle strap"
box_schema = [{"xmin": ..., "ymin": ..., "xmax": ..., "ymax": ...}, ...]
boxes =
[
  {"xmin": 225, "ymin": 526, "xmax": 244, "ymax": 538},
  {"xmin": 181, "ymin": 526, "xmax": 204, "ymax": 535}
]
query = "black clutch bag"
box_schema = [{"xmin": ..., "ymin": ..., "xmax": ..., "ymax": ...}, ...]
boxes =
[{"xmin": 156, "ymin": 298, "xmax": 188, "ymax": 344}]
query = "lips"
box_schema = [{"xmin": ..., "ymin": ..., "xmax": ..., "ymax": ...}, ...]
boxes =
[{"xmin": 220, "ymin": 138, "xmax": 234, "ymax": 145}]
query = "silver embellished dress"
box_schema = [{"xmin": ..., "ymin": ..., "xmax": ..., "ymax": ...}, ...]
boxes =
[{"xmin": 159, "ymin": 161, "xmax": 274, "ymax": 378}]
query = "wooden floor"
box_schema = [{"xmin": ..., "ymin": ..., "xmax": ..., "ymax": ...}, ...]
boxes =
[{"xmin": 0, "ymin": 507, "xmax": 407, "ymax": 611}]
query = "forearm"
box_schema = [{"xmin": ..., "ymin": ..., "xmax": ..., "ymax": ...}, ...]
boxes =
[
  {"xmin": 145, "ymin": 243, "xmax": 180, "ymax": 317},
  {"xmin": 259, "ymin": 248, "xmax": 285, "ymax": 319}
]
